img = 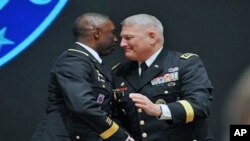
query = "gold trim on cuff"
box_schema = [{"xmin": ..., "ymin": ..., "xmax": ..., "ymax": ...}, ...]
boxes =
[
  {"xmin": 100, "ymin": 122, "xmax": 119, "ymax": 139},
  {"xmin": 178, "ymin": 100, "xmax": 194, "ymax": 123}
]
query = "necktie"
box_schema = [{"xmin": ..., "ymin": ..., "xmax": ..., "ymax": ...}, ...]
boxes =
[{"xmin": 140, "ymin": 62, "xmax": 148, "ymax": 78}]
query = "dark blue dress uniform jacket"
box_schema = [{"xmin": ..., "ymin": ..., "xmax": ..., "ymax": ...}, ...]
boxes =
[
  {"xmin": 112, "ymin": 47, "xmax": 214, "ymax": 141},
  {"xmin": 31, "ymin": 43, "xmax": 128, "ymax": 141}
]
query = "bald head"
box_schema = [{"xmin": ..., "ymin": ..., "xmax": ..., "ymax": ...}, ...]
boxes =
[
  {"xmin": 73, "ymin": 13, "xmax": 110, "ymax": 39},
  {"xmin": 72, "ymin": 13, "xmax": 117, "ymax": 56}
]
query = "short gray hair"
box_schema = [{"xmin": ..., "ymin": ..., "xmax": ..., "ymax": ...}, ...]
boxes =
[{"xmin": 121, "ymin": 14, "xmax": 164, "ymax": 38}]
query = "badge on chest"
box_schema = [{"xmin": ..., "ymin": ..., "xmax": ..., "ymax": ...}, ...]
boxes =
[
  {"xmin": 151, "ymin": 67, "xmax": 179, "ymax": 86},
  {"xmin": 96, "ymin": 69, "xmax": 106, "ymax": 83},
  {"xmin": 113, "ymin": 87, "xmax": 128, "ymax": 102}
]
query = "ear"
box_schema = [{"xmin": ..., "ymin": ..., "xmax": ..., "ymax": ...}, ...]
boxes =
[
  {"xmin": 93, "ymin": 28, "xmax": 101, "ymax": 40},
  {"xmin": 148, "ymin": 31, "xmax": 157, "ymax": 45}
]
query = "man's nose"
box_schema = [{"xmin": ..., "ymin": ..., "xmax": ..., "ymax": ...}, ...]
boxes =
[{"xmin": 120, "ymin": 39, "xmax": 127, "ymax": 48}]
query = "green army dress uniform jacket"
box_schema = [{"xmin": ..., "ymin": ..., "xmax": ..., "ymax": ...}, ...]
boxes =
[
  {"xmin": 112, "ymin": 47, "xmax": 214, "ymax": 141},
  {"xmin": 31, "ymin": 43, "xmax": 128, "ymax": 141}
]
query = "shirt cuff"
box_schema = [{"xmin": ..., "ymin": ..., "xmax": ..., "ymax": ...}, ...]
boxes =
[
  {"xmin": 125, "ymin": 135, "xmax": 131, "ymax": 141},
  {"xmin": 157, "ymin": 104, "xmax": 172, "ymax": 120}
]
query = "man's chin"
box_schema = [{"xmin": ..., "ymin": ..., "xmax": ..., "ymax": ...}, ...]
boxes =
[
  {"xmin": 100, "ymin": 53, "xmax": 109, "ymax": 56},
  {"xmin": 100, "ymin": 51, "xmax": 113, "ymax": 56},
  {"xmin": 99, "ymin": 48, "xmax": 114, "ymax": 56},
  {"xmin": 125, "ymin": 54, "xmax": 136, "ymax": 61}
]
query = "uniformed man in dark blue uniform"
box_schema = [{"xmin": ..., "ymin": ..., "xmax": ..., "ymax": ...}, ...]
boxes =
[
  {"xmin": 31, "ymin": 13, "xmax": 133, "ymax": 141},
  {"xmin": 112, "ymin": 14, "xmax": 213, "ymax": 141}
]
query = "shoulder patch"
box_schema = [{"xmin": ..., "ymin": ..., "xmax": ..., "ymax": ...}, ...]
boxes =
[
  {"xmin": 112, "ymin": 63, "xmax": 121, "ymax": 70},
  {"xmin": 68, "ymin": 49, "xmax": 89, "ymax": 57},
  {"xmin": 180, "ymin": 53, "xmax": 198, "ymax": 59}
]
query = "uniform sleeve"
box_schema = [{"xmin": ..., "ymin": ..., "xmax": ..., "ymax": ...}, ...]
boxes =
[
  {"xmin": 167, "ymin": 56, "xmax": 213, "ymax": 124},
  {"xmin": 55, "ymin": 53, "xmax": 128, "ymax": 140}
]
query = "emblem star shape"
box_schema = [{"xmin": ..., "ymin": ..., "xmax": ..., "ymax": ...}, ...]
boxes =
[
  {"xmin": 0, "ymin": 0, "xmax": 9, "ymax": 10},
  {"xmin": 0, "ymin": 27, "xmax": 14, "ymax": 53}
]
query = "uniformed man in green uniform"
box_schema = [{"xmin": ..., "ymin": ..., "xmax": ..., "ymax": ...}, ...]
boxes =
[
  {"xmin": 31, "ymin": 13, "xmax": 134, "ymax": 141},
  {"xmin": 112, "ymin": 14, "xmax": 213, "ymax": 141}
]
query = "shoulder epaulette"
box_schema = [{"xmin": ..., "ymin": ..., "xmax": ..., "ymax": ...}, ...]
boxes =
[
  {"xmin": 112, "ymin": 63, "xmax": 121, "ymax": 70},
  {"xmin": 180, "ymin": 53, "xmax": 198, "ymax": 59},
  {"xmin": 68, "ymin": 49, "xmax": 89, "ymax": 57}
]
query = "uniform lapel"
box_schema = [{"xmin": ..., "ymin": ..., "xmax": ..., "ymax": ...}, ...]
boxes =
[
  {"xmin": 123, "ymin": 62, "xmax": 140, "ymax": 90},
  {"xmin": 94, "ymin": 62, "xmax": 112, "ymax": 81},
  {"xmin": 138, "ymin": 48, "xmax": 168, "ymax": 90},
  {"xmin": 138, "ymin": 65, "xmax": 162, "ymax": 90},
  {"xmin": 73, "ymin": 43, "xmax": 112, "ymax": 81}
]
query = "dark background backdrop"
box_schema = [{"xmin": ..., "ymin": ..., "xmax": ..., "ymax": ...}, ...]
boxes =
[{"xmin": 0, "ymin": 0, "xmax": 249, "ymax": 141}]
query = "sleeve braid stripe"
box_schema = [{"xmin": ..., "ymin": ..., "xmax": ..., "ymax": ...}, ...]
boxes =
[
  {"xmin": 100, "ymin": 122, "xmax": 119, "ymax": 139},
  {"xmin": 177, "ymin": 100, "xmax": 194, "ymax": 123}
]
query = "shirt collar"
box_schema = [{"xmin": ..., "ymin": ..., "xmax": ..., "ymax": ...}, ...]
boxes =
[
  {"xmin": 139, "ymin": 47, "xmax": 163, "ymax": 67},
  {"xmin": 75, "ymin": 42, "xmax": 102, "ymax": 64}
]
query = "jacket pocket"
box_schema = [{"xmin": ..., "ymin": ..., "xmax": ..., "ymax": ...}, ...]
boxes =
[{"xmin": 150, "ymin": 85, "xmax": 181, "ymax": 104}]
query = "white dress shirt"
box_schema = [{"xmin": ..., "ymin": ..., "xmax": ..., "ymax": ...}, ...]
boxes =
[{"xmin": 75, "ymin": 42, "xmax": 102, "ymax": 64}]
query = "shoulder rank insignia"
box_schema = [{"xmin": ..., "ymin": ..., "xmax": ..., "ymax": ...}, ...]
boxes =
[
  {"xmin": 180, "ymin": 53, "xmax": 198, "ymax": 59},
  {"xmin": 68, "ymin": 49, "xmax": 89, "ymax": 57},
  {"xmin": 112, "ymin": 63, "xmax": 121, "ymax": 70}
]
